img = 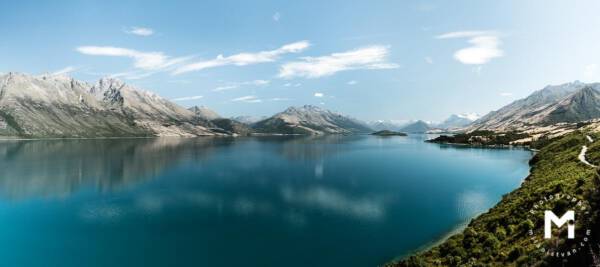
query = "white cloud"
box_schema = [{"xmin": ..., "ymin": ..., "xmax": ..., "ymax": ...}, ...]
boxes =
[
  {"xmin": 499, "ymin": 92, "xmax": 513, "ymax": 97},
  {"xmin": 212, "ymin": 79, "xmax": 270, "ymax": 92},
  {"xmin": 314, "ymin": 92, "xmax": 324, "ymax": 98},
  {"xmin": 51, "ymin": 66, "xmax": 77, "ymax": 76},
  {"xmin": 584, "ymin": 64, "xmax": 599, "ymax": 81},
  {"xmin": 213, "ymin": 85, "xmax": 239, "ymax": 92},
  {"xmin": 273, "ymin": 12, "xmax": 281, "ymax": 22},
  {"xmin": 268, "ymin": 97, "xmax": 291, "ymax": 101},
  {"xmin": 347, "ymin": 80, "xmax": 358, "ymax": 85},
  {"xmin": 278, "ymin": 45, "xmax": 399, "ymax": 79},
  {"xmin": 171, "ymin": 95, "xmax": 203, "ymax": 101},
  {"xmin": 173, "ymin": 41, "xmax": 310, "ymax": 75},
  {"xmin": 77, "ymin": 46, "xmax": 190, "ymax": 71},
  {"xmin": 437, "ymin": 31, "xmax": 503, "ymax": 65},
  {"xmin": 231, "ymin": 95, "xmax": 262, "ymax": 103},
  {"xmin": 125, "ymin": 27, "xmax": 154, "ymax": 36},
  {"xmin": 284, "ymin": 82, "xmax": 301, "ymax": 87},
  {"xmin": 425, "ymin": 56, "xmax": 433, "ymax": 64}
]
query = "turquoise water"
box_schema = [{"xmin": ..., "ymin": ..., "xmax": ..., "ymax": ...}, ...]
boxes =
[{"xmin": 0, "ymin": 135, "xmax": 531, "ymax": 266}]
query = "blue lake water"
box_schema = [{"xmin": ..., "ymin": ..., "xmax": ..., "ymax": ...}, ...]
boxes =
[{"xmin": 0, "ymin": 135, "xmax": 531, "ymax": 266}]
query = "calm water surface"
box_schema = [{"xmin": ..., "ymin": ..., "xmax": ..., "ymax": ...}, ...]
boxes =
[{"xmin": 0, "ymin": 135, "xmax": 531, "ymax": 266}]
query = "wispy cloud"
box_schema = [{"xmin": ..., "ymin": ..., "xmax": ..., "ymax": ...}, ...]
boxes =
[
  {"xmin": 213, "ymin": 79, "xmax": 270, "ymax": 92},
  {"xmin": 273, "ymin": 12, "xmax": 281, "ymax": 22},
  {"xmin": 278, "ymin": 45, "xmax": 399, "ymax": 79},
  {"xmin": 314, "ymin": 92, "xmax": 324, "ymax": 98},
  {"xmin": 499, "ymin": 92, "xmax": 513, "ymax": 97},
  {"xmin": 77, "ymin": 46, "xmax": 190, "ymax": 71},
  {"xmin": 125, "ymin": 27, "xmax": 154, "ymax": 36},
  {"xmin": 172, "ymin": 95, "xmax": 203, "ymax": 101},
  {"xmin": 51, "ymin": 66, "xmax": 78, "ymax": 75},
  {"xmin": 436, "ymin": 31, "xmax": 503, "ymax": 65},
  {"xmin": 425, "ymin": 56, "xmax": 434, "ymax": 64},
  {"xmin": 347, "ymin": 80, "xmax": 357, "ymax": 85},
  {"xmin": 173, "ymin": 41, "xmax": 310, "ymax": 75},
  {"xmin": 284, "ymin": 82, "xmax": 301, "ymax": 87},
  {"xmin": 268, "ymin": 97, "xmax": 291, "ymax": 101},
  {"xmin": 231, "ymin": 95, "xmax": 262, "ymax": 103}
]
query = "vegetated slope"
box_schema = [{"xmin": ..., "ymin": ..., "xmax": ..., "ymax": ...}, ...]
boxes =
[{"xmin": 391, "ymin": 131, "xmax": 600, "ymax": 266}]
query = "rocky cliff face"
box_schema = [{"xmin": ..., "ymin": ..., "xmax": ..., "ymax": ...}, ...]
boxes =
[
  {"xmin": 468, "ymin": 81, "xmax": 600, "ymax": 131},
  {"xmin": 0, "ymin": 73, "xmax": 219, "ymax": 137}
]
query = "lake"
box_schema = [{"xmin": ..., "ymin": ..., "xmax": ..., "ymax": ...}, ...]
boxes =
[{"xmin": 0, "ymin": 135, "xmax": 532, "ymax": 266}]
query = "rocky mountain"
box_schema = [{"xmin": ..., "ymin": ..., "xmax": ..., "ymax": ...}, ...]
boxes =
[
  {"xmin": 367, "ymin": 120, "xmax": 408, "ymax": 131},
  {"xmin": 436, "ymin": 113, "xmax": 479, "ymax": 129},
  {"xmin": 253, "ymin": 105, "xmax": 372, "ymax": 135},
  {"xmin": 231, "ymin": 115, "xmax": 267, "ymax": 124},
  {"xmin": 188, "ymin": 105, "xmax": 221, "ymax": 120},
  {"xmin": 399, "ymin": 120, "xmax": 432, "ymax": 133},
  {"xmin": 468, "ymin": 81, "xmax": 600, "ymax": 131},
  {"xmin": 0, "ymin": 72, "xmax": 221, "ymax": 137}
]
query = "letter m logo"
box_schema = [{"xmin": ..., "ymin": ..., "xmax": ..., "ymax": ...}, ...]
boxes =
[{"xmin": 544, "ymin": 210, "xmax": 575, "ymax": 239}]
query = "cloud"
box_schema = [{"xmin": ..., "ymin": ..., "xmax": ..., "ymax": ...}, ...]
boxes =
[
  {"xmin": 125, "ymin": 27, "xmax": 154, "ymax": 36},
  {"xmin": 314, "ymin": 92, "xmax": 324, "ymax": 98},
  {"xmin": 77, "ymin": 46, "xmax": 190, "ymax": 71},
  {"xmin": 278, "ymin": 45, "xmax": 399, "ymax": 79},
  {"xmin": 284, "ymin": 82, "xmax": 301, "ymax": 87},
  {"xmin": 173, "ymin": 41, "xmax": 310, "ymax": 75},
  {"xmin": 425, "ymin": 56, "xmax": 434, "ymax": 64},
  {"xmin": 51, "ymin": 66, "xmax": 77, "ymax": 75},
  {"xmin": 231, "ymin": 95, "xmax": 262, "ymax": 103},
  {"xmin": 268, "ymin": 97, "xmax": 291, "ymax": 101},
  {"xmin": 347, "ymin": 80, "xmax": 357, "ymax": 85},
  {"xmin": 499, "ymin": 92, "xmax": 513, "ymax": 97},
  {"xmin": 171, "ymin": 95, "xmax": 203, "ymax": 101},
  {"xmin": 213, "ymin": 79, "xmax": 270, "ymax": 92},
  {"xmin": 437, "ymin": 31, "xmax": 503, "ymax": 65},
  {"xmin": 273, "ymin": 12, "xmax": 281, "ymax": 22}
]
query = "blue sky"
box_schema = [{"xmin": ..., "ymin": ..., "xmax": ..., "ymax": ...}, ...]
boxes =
[{"xmin": 2, "ymin": 0, "xmax": 600, "ymax": 122}]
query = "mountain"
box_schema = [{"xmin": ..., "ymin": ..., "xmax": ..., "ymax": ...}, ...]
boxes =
[
  {"xmin": 468, "ymin": 81, "xmax": 600, "ymax": 131},
  {"xmin": 399, "ymin": 120, "xmax": 431, "ymax": 133},
  {"xmin": 0, "ymin": 72, "xmax": 221, "ymax": 137},
  {"xmin": 231, "ymin": 115, "xmax": 267, "ymax": 124},
  {"xmin": 253, "ymin": 105, "xmax": 372, "ymax": 135},
  {"xmin": 367, "ymin": 120, "xmax": 409, "ymax": 131},
  {"xmin": 188, "ymin": 105, "xmax": 221, "ymax": 120},
  {"xmin": 436, "ymin": 113, "xmax": 479, "ymax": 129}
]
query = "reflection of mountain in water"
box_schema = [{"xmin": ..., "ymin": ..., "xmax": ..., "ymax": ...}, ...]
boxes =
[
  {"xmin": 274, "ymin": 135, "xmax": 364, "ymax": 161},
  {"xmin": 0, "ymin": 138, "xmax": 233, "ymax": 199}
]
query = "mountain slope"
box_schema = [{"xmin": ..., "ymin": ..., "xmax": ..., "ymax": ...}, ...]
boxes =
[
  {"xmin": 189, "ymin": 105, "xmax": 221, "ymax": 120},
  {"xmin": 437, "ymin": 114, "xmax": 479, "ymax": 129},
  {"xmin": 0, "ymin": 73, "xmax": 219, "ymax": 137},
  {"xmin": 253, "ymin": 105, "xmax": 372, "ymax": 134},
  {"xmin": 399, "ymin": 120, "xmax": 431, "ymax": 133},
  {"xmin": 468, "ymin": 81, "xmax": 600, "ymax": 131}
]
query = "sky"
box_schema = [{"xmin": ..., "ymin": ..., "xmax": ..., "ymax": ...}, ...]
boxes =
[{"xmin": 2, "ymin": 0, "xmax": 600, "ymax": 122}]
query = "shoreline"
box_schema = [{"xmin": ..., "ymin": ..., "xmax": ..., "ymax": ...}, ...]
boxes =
[{"xmin": 386, "ymin": 141, "xmax": 536, "ymax": 264}]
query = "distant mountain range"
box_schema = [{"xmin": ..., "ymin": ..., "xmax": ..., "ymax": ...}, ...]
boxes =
[
  {"xmin": 468, "ymin": 81, "xmax": 600, "ymax": 131},
  {"xmin": 252, "ymin": 105, "xmax": 372, "ymax": 134},
  {"xmin": 0, "ymin": 73, "xmax": 379, "ymax": 137}
]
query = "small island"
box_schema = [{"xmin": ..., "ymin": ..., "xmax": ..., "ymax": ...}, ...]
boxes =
[{"xmin": 370, "ymin": 130, "xmax": 407, "ymax": 136}]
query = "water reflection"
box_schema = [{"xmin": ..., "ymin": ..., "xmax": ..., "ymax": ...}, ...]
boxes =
[{"xmin": 0, "ymin": 138, "xmax": 233, "ymax": 199}]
